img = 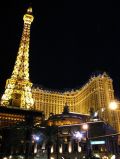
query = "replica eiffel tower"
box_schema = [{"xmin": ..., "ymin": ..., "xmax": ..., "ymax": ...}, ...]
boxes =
[{"xmin": 1, "ymin": 7, "xmax": 34, "ymax": 109}]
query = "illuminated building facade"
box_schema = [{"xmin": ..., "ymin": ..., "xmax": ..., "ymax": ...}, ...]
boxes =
[
  {"xmin": 32, "ymin": 73, "xmax": 114, "ymax": 117},
  {"xmin": 48, "ymin": 122, "xmax": 118, "ymax": 159},
  {"xmin": 32, "ymin": 73, "xmax": 120, "ymax": 132},
  {"xmin": 33, "ymin": 108, "xmax": 118, "ymax": 159},
  {"xmin": 1, "ymin": 7, "xmax": 34, "ymax": 109}
]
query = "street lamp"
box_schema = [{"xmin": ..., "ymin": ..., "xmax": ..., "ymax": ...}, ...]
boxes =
[
  {"xmin": 109, "ymin": 101, "xmax": 118, "ymax": 110},
  {"xmin": 32, "ymin": 135, "xmax": 40, "ymax": 142},
  {"xmin": 82, "ymin": 123, "xmax": 91, "ymax": 158},
  {"xmin": 108, "ymin": 100, "xmax": 118, "ymax": 133},
  {"xmin": 82, "ymin": 124, "xmax": 89, "ymax": 131},
  {"xmin": 73, "ymin": 131, "xmax": 83, "ymax": 152},
  {"xmin": 82, "ymin": 124, "xmax": 89, "ymax": 141},
  {"xmin": 32, "ymin": 134, "xmax": 40, "ymax": 155},
  {"xmin": 93, "ymin": 100, "xmax": 118, "ymax": 121}
]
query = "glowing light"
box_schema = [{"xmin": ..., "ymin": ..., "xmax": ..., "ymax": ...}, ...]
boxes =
[
  {"xmin": 90, "ymin": 140, "xmax": 105, "ymax": 145},
  {"xmin": 59, "ymin": 144, "xmax": 62, "ymax": 153},
  {"xmin": 94, "ymin": 153, "xmax": 100, "ymax": 158},
  {"xmin": 34, "ymin": 144, "xmax": 37, "ymax": 154},
  {"xmin": 51, "ymin": 145, "xmax": 54, "ymax": 153},
  {"xmin": 101, "ymin": 107, "xmax": 105, "ymax": 112},
  {"xmin": 68, "ymin": 142, "xmax": 72, "ymax": 153},
  {"xmin": 78, "ymin": 144, "xmax": 81, "ymax": 152},
  {"xmin": 33, "ymin": 135, "xmax": 40, "ymax": 141},
  {"xmin": 94, "ymin": 111, "xmax": 98, "ymax": 117},
  {"xmin": 102, "ymin": 156, "xmax": 109, "ymax": 159},
  {"xmin": 82, "ymin": 124, "xmax": 89, "ymax": 130},
  {"xmin": 109, "ymin": 101, "xmax": 118, "ymax": 110},
  {"xmin": 74, "ymin": 131, "xmax": 83, "ymax": 140},
  {"xmin": 111, "ymin": 155, "xmax": 116, "ymax": 159}
]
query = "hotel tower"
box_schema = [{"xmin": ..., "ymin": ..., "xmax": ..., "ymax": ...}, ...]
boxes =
[{"xmin": 32, "ymin": 73, "xmax": 120, "ymax": 131}]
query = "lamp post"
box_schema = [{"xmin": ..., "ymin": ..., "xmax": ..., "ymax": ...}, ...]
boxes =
[
  {"xmin": 93, "ymin": 100, "xmax": 118, "ymax": 122},
  {"xmin": 56, "ymin": 126, "xmax": 59, "ymax": 159},
  {"xmin": 32, "ymin": 134, "xmax": 40, "ymax": 154},
  {"xmin": 73, "ymin": 131, "xmax": 83, "ymax": 157},
  {"xmin": 108, "ymin": 101, "xmax": 118, "ymax": 127},
  {"xmin": 82, "ymin": 123, "xmax": 91, "ymax": 158},
  {"xmin": 92, "ymin": 101, "xmax": 118, "ymax": 156},
  {"xmin": 109, "ymin": 101, "xmax": 118, "ymax": 110}
]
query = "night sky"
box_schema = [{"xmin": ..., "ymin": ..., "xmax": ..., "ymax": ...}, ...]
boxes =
[{"xmin": 0, "ymin": 0, "xmax": 120, "ymax": 98}]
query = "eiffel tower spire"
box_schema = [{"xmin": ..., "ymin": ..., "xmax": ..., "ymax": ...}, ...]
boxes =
[{"xmin": 1, "ymin": 7, "xmax": 34, "ymax": 109}]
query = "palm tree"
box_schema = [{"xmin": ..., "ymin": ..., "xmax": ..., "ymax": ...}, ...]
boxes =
[{"xmin": 44, "ymin": 125, "xmax": 58, "ymax": 159}]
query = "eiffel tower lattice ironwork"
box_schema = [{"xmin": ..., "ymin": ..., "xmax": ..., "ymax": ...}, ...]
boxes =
[{"xmin": 1, "ymin": 7, "xmax": 34, "ymax": 109}]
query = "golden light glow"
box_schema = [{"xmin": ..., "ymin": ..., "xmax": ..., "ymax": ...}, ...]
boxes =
[
  {"xmin": 1, "ymin": 7, "xmax": 34, "ymax": 109},
  {"xmin": 78, "ymin": 144, "xmax": 82, "ymax": 152},
  {"xmin": 109, "ymin": 101, "xmax": 118, "ymax": 110},
  {"xmin": 51, "ymin": 145, "xmax": 54, "ymax": 153},
  {"xmin": 34, "ymin": 144, "xmax": 37, "ymax": 154},
  {"xmin": 110, "ymin": 155, "xmax": 116, "ymax": 159},
  {"xmin": 27, "ymin": 7, "xmax": 32, "ymax": 13},
  {"xmin": 59, "ymin": 144, "xmax": 62, "ymax": 153},
  {"xmin": 68, "ymin": 142, "xmax": 72, "ymax": 153},
  {"xmin": 102, "ymin": 156, "xmax": 109, "ymax": 159},
  {"xmin": 82, "ymin": 124, "xmax": 89, "ymax": 130},
  {"xmin": 94, "ymin": 154, "xmax": 100, "ymax": 158}
]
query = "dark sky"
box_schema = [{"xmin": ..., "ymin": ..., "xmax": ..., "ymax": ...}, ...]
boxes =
[{"xmin": 0, "ymin": 0, "xmax": 120, "ymax": 98}]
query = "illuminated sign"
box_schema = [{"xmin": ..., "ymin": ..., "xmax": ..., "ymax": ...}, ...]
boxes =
[{"xmin": 90, "ymin": 141, "xmax": 105, "ymax": 145}]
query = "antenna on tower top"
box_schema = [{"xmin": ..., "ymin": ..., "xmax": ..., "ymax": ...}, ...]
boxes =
[
  {"xmin": 27, "ymin": 7, "xmax": 33, "ymax": 14},
  {"xmin": 27, "ymin": 2, "xmax": 33, "ymax": 13}
]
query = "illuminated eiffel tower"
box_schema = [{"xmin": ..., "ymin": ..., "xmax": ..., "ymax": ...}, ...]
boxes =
[{"xmin": 1, "ymin": 7, "xmax": 34, "ymax": 109}]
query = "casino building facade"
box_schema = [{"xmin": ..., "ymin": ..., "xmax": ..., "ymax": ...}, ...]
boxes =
[
  {"xmin": 32, "ymin": 73, "xmax": 120, "ymax": 132},
  {"xmin": 34, "ymin": 106, "xmax": 119, "ymax": 159}
]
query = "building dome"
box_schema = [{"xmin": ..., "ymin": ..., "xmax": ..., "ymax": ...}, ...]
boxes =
[{"xmin": 47, "ymin": 105, "xmax": 90, "ymax": 126}]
